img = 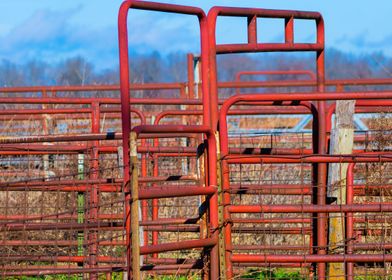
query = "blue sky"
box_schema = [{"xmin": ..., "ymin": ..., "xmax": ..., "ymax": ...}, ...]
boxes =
[{"xmin": 0, "ymin": 0, "xmax": 391, "ymax": 70}]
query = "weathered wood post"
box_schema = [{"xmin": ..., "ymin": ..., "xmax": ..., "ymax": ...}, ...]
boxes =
[{"xmin": 327, "ymin": 90, "xmax": 355, "ymax": 279}]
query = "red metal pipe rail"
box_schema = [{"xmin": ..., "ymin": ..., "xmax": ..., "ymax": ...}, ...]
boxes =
[
  {"xmin": 2, "ymin": 76, "xmax": 392, "ymax": 97},
  {"xmin": 235, "ymin": 70, "xmax": 316, "ymax": 94},
  {"xmin": 219, "ymin": 77, "xmax": 392, "ymax": 92},
  {"xmin": 236, "ymin": 70, "xmax": 317, "ymax": 81}
]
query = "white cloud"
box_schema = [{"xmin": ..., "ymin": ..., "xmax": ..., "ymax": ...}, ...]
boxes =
[{"xmin": 0, "ymin": 6, "xmax": 201, "ymax": 69}]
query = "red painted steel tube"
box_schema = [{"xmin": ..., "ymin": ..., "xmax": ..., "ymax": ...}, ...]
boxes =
[
  {"xmin": 231, "ymin": 227, "xmax": 312, "ymax": 234},
  {"xmin": 2, "ymin": 93, "xmax": 389, "ymax": 110},
  {"xmin": 0, "ymin": 215, "xmax": 203, "ymax": 225},
  {"xmin": 231, "ymin": 218, "xmax": 312, "ymax": 224},
  {"xmin": 352, "ymin": 243, "xmax": 392, "ymax": 250},
  {"xmin": 89, "ymin": 101, "xmax": 100, "ymax": 278},
  {"xmin": 0, "ymin": 143, "xmax": 88, "ymax": 151},
  {"xmin": 232, "ymin": 245, "xmax": 309, "ymax": 251},
  {"xmin": 231, "ymin": 254, "xmax": 392, "ymax": 263},
  {"xmin": 0, "ymin": 108, "xmax": 92, "ymax": 115},
  {"xmin": 0, "ymin": 97, "xmax": 202, "ymax": 105},
  {"xmin": 1, "ymin": 267, "xmax": 126, "ymax": 277},
  {"xmin": 236, "ymin": 70, "xmax": 316, "ymax": 82},
  {"xmin": 0, "ymin": 175, "xmax": 199, "ymax": 191},
  {"xmin": 0, "ymin": 83, "xmax": 183, "ymax": 93},
  {"xmin": 230, "ymin": 216, "xmax": 392, "ymax": 225},
  {"xmin": 219, "ymin": 77, "xmax": 392, "ymax": 91},
  {"xmin": 139, "ymin": 130, "xmax": 148, "ymax": 246},
  {"xmin": 230, "ymin": 184, "xmax": 313, "ymax": 195},
  {"xmin": 0, "ymin": 151, "xmax": 79, "ymax": 155},
  {"xmin": 235, "ymin": 70, "xmax": 316, "ymax": 94},
  {"xmin": 346, "ymin": 163, "xmax": 355, "ymax": 280},
  {"xmin": 144, "ymin": 257, "xmax": 199, "ymax": 264},
  {"xmin": 232, "ymin": 243, "xmax": 392, "ymax": 252},
  {"xmin": 4, "ymin": 183, "xmax": 361, "ymax": 195},
  {"xmin": 0, "ymin": 222, "xmax": 122, "ymax": 232},
  {"xmin": 1, "ymin": 76, "xmax": 392, "ymax": 96},
  {"xmin": 1, "ymin": 267, "xmax": 208, "ymax": 277},
  {"xmin": 0, "ymin": 223, "xmax": 203, "ymax": 233},
  {"xmin": 140, "ymin": 175, "xmax": 199, "ymax": 183},
  {"xmin": 229, "ymin": 183, "xmax": 392, "ymax": 196},
  {"xmin": 0, "ymin": 185, "xmax": 121, "ymax": 192},
  {"xmin": 0, "ymin": 214, "xmax": 123, "ymax": 222},
  {"xmin": 142, "ymin": 218, "xmax": 200, "ymax": 226},
  {"xmin": 143, "ymin": 225, "xmax": 200, "ymax": 233},
  {"xmin": 187, "ymin": 53, "xmax": 195, "ymax": 99},
  {"xmin": 225, "ymin": 154, "xmax": 392, "ymax": 164},
  {"xmin": 234, "ymin": 263, "xmax": 311, "ymax": 269},
  {"xmin": 0, "ymin": 132, "xmax": 122, "ymax": 144},
  {"xmin": 217, "ymin": 43, "xmax": 323, "ymax": 54},
  {"xmin": 152, "ymin": 142, "xmax": 160, "ymax": 254},
  {"xmin": 0, "ymin": 240, "xmax": 126, "ymax": 247},
  {"xmin": 228, "ymin": 204, "xmax": 392, "ymax": 213},
  {"xmin": 0, "ymin": 145, "xmax": 378, "ymax": 157},
  {"xmin": 0, "ymin": 132, "xmax": 200, "ymax": 144},
  {"xmin": 0, "ymin": 256, "xmax": 123, "ymax": 263},
  {"xmin": 221, "ymin": 80, "xmax": 316, "ymax": 89},
  {"xmin": 0, "ymin": 179, "xmax": 122, "ymax": 188},
  {"xmin": 138, "ymin": 186, "xmax": 217, "ymax": 199},
  {"xmin": 132, "ymin": 124, "xmax": 214, "ymax": 136},
  {"xmin": 142, "ymin": 263, "xmax": 203, "ymax": 271},
  {"xmin": 139, "ymin": 236, "xmax": 217, "ymax": 255}
]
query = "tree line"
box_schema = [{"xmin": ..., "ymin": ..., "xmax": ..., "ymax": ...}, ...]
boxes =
[{"xmin": 0, "ymin": 49, "xmax": 391, "ymax": 87}]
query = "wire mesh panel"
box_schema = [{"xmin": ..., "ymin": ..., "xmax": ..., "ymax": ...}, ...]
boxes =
[
  {"xmin": 0, "ymin": 101, "xmax": 127, "ymax": 278},
  {"xmin": 224, "ymin": 114, "xmax": 315, "ymax": 278}
]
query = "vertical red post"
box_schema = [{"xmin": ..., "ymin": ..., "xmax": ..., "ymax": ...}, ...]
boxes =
[
  {"xmin": 89, "ymin": 101, "xmax": 100, "ymax": 279},
  {"xmin": 199, "ymin": 11, "xmax": 220, "ymax": 280},
  {"xmin": 346, "ymin": 163, "xmax": 355, "ymax": 280},
  {"xmin": 316, "ymin": 16, "xmax": 327, "ymax": 279},
  {"xmin": 285, "ymin": 16, "xmax": 294, "ymax": 44},
  {"xmin": 152, "ymin": 136, "xmax": 159, "ymax": 258},
  {"xmin": 140, "ymin": 115, "xmax": 148, "ymax": 245},
  {"xmin": 187, "ymin": 53, "xmax": 195, "ymax": 100},
  {"xmin": 247, "ymin": 15, "xmax": 257, "ymax": 45},
  {"xmin": 207, "ymin": 10, "xmax": 229, "ymax": 278},
  {"xmin": 118, "ymin": 2, "xmax": 132, "ymax": 278}
]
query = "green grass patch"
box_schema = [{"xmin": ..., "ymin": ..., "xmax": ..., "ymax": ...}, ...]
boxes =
[{"xmin": 242, "ymin": 269, "xmax": 305, "ymax": 279}]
